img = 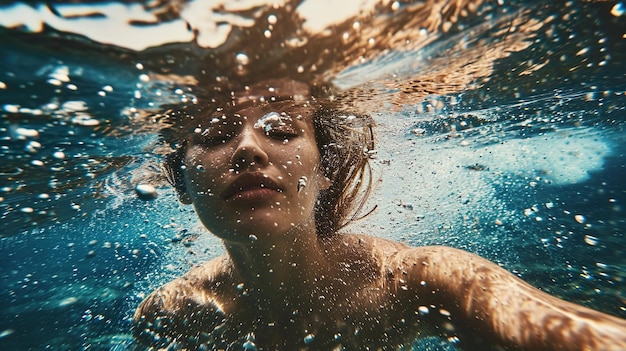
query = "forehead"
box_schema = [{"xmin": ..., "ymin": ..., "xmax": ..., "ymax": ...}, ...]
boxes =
[
  {"xmin": 169, "ymin": 79, "xmax": 317, "ymax": 136},
  {"xmin": 219, "ymin": 100, "xmax": 314, "ymax": 119},
  {"xmin": 196, "ymin": 97, "xmax": 317, "ymax": 129},
  {"xmin": 232, "ymin": 79, "xmax": 310, "ymax": 105}
]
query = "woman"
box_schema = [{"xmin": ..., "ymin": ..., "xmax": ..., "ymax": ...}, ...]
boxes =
[{"xmin": 133, "ymin": 79, "xmax": 626, "ymax": 350}]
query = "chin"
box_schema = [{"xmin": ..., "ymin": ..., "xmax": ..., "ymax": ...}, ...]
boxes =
[
  {"xmin": 198, "ymin": 204, "xmax": 312, "ymax": 241},
  {"xmin": 204, "ymin": 217, "xmax": 293, "ymax": 242}
]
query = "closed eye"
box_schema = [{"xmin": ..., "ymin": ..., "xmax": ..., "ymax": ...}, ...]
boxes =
[
  {"xmin": 265, "ymin": 126, "xmax": 299, "ymax": 140},
  {"xmin": 255, "ymin": 111, "xmax": 301, "ymax": 141},
  {"xmin": 202, "ymin": 132, "xmax": 233, "ymax": 146},
  {"xmin": 191, "ymin": 128, "xmax": 235, "ymax": 146},
  {"xmin": 191, "ymin": 116, "xmax": 243, "ymax": 146}
]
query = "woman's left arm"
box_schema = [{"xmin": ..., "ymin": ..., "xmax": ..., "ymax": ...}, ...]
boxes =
[{"xmin": 392, "ymin": 245, "xmax": 626, "ymax": 351}]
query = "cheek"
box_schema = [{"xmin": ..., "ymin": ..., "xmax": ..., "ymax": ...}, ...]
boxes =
[
  {"xmin": 184, "ymin": 147, "xmax": 230, "ymax": 191},
  {"xmin": 276, "ymin": 143, "xmax": 322, "ymax": 194},
  {"xmin": 273, "ymin": 143, "xmax": 319, "ymax": 176},
  {"xmin": 296, "ymin": 142, "xmax": 322, "ymax": 175},
  {"xmin": 186, "ymin": 145, "xmax": 235, "ymax": 170}
]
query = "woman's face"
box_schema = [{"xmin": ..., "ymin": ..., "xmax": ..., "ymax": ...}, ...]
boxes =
[{"xmin": 181, "ymin": 100, "xmax": 326, "ymax": 243}]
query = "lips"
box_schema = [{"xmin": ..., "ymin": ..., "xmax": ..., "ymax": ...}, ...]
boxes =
[{"xmin": 222, "ymin": 172, "xmax": 282, "ymax": 201}]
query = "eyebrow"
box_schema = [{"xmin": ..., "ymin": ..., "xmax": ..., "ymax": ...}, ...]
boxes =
[
  {"xmin": 231, "ymin": 94, "xmax": 302, "ymax": 106},
  {"xmin": 228, "ymin": 96, "xmax": 311, "ymax": 111},
  {"xmin": 213, "ymin": 99, "xmax": 311, "ymax": 116}
]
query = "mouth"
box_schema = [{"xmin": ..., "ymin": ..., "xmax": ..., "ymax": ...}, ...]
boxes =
[{"xmin": 222, "ymin": 172, "xmax": 283, "ymax": 201}]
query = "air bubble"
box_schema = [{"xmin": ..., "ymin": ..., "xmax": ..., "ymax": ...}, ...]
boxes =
[
  {"xmin": 576, "ymin": 47, "xmax": 589, "ymax": 56},
  {"xmin": 242, "ymin": 340, "xmax": 257, "ymax": 351},
  {"xmin": 243, "ymin": 333, "xmax": 257, "ymax": 350},
  {"xmin": 236, "ymin": 52, "xmax": 250, "ymax": 65},
  {"xmin": 0, "ymin": 329, "xmax": 15, "ymax": 338},
  {"xmin": 4, "ymin": 104, "xmax": 19, "ymax": 113},
  {"xmin": 303, "ymin": 333, "xmax": 315, "ymax": 344},
  {"xmin": 135, "ymin": 184, "xmax": 158, "ymax": 201},
  {"xmin": 584, "ymin": 235, "xmax": 599, "ymax": 246},
  {"xmin": 574, "ymin": 214, "xmax": 586, "ymax": 224},
  {"xmin": 254, "ymin": 112, "xmax": 291, "ymax": 133},
  {"xmin": 611, "ymin": 3, "xmax": 625, "ymax": 17},
  {"xmin": 16, "ymin": 127, "xmax": 39, "ymax": 138},
  {"xmin": 50, "ymin": 66, "xmax": 70, "ymax": 82},
  {"xmin": 297, "ymin": 176, "xmax": 307, "ymax": 192},
  {"xmin": 58, "ymin": 297, "xmax": 78, "ymax": 307}
]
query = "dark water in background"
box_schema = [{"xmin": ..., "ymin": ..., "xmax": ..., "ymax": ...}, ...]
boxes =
[{"xmin": 1, "ymin": 0, "xmax": 625, "ymax": 350}]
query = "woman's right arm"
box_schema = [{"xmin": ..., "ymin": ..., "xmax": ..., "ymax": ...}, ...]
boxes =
[
  {"xmin": 394, "ymin": 245, "xmax": 626, "ymax": 351},
  {"xmin": 132, "ymin": 256, "xmax": 231, "ymax": 348}
]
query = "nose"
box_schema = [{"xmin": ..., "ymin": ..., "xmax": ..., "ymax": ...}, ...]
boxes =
[{"xmin": 230, "ymin": 126, "xmax": 269, "ymax": 171}]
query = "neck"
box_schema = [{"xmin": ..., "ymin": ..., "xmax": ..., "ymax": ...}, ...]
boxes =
[{"xmin": 223, "ymin": 219, "xmax": 331, "ymax": 305}]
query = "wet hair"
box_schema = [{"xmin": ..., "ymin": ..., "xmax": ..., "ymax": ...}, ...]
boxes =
[
  {"xmin": 161, "ymin": 95, "xmax": 375, "ymax": 238},
  {"xmin": 311, "ymin": 102, "xmax": 375, "ymax": 237}
]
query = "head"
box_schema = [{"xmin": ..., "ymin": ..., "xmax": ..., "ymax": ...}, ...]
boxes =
[{"xmin": 161, "ymin": 79, "xmax": 374, "ymax": 240}]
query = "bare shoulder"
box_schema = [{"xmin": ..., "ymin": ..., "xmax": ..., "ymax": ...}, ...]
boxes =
[
  {"xmin": 356, "ymin": 242, "xmax": 626, "ymax": 351},
  {"xmin": 336, "ymin": 233, "xmax": 409, "ymax": 253},
  {"xmin": 133, "ymin": 255, "xmax": 236, "ymax": 347},
  {"xmin": 338, "ymin": 234, "xmax": 467, "ymax": 268},
  {"xmin": 324, "ymin": 233, "xmax": 411, "ymax": 271},
  {"xmin": 144, "ymin": 254, "xmax": 234, "ymax": 300},
  {"xmin": 178, "ymin": 254, "xmax": 234, "ymax": 286}
]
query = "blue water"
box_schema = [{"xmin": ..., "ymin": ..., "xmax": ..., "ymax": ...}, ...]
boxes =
[{"xmin": 1, "ymin": 0, "xmax": 626, "ymax": 350}]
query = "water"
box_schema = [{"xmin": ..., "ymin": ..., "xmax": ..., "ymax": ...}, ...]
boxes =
[{"xmin": 1, "ymin": 0, "xmax": 625, "ymax": 350}]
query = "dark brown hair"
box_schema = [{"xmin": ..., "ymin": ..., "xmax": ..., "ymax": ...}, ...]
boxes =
[{"xmin": 311, "ymin": 102, "xmax": 375, "ymax": 237}]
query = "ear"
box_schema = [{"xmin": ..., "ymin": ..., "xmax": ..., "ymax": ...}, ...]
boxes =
[{"xmin": 179, "ymin": 192, "xmax": 192, "ymax": 204}]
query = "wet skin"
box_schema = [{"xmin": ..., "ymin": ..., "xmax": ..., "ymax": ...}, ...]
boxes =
[
  {"xmin": 180, "ymin": 100, "xmax": 325, "ymax": 244},
  {"xmin": 134, "ymin": 100, "xmax": 626, "ymax": 350}
]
